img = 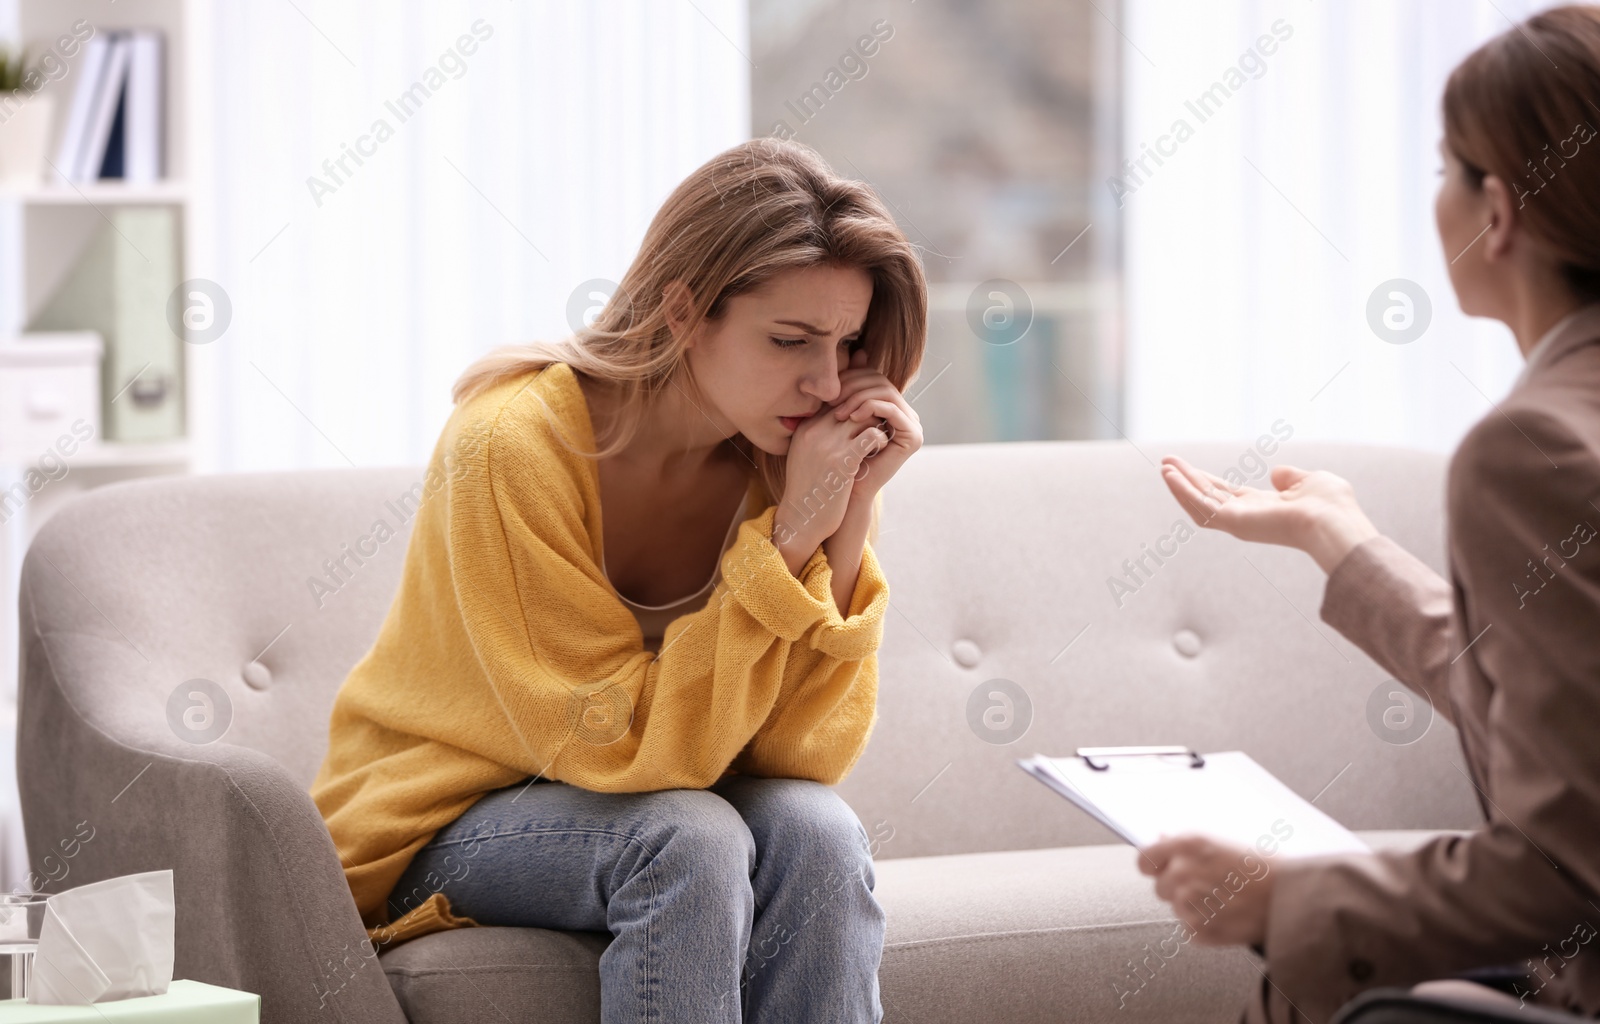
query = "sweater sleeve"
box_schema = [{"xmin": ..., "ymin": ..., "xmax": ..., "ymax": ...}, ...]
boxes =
[
  {"xmin": 728, "ymin": 541, "xmax": 889, "ymax": 785},
  {"xmin": 445, "ymin": 411, "xmax": 884, "ymax": 793}
]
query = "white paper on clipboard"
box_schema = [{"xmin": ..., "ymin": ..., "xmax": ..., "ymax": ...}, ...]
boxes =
[{"xmin": 1017, "ymin": 749, "xmax": 1370, "ymax": 856}]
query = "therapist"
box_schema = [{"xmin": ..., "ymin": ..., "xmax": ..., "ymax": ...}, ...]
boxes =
[{"xmin": 1146, "ymin": 5, "xmax": 1600, "ymax": 1021}]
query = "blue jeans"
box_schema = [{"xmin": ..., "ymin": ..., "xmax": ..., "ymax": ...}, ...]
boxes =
[{"xmin": 387, "ymin": 775, "xmax": 886, "ymax": 1023}]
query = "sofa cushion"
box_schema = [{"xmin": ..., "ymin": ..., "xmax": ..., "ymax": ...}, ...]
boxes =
[
  {"xmin": 877, "ymin": 840, "xmax": 1249, "ymax": 1023},
  {"xmin": 874, "ymin": 832, "xmax": 1444, "ymax": 1023},
  {"xmin": 380, "ymin": 830, "xmax": 1447, "ymax": 1023},
  {"xmin": 380, "ymin": 926, "xmax": 609, "ymax": 1022}
]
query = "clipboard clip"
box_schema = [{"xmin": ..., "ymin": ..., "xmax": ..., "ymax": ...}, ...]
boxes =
[{"xmin": 1076, "ymin": 746, "xmax": 1205, "ymax": 771}]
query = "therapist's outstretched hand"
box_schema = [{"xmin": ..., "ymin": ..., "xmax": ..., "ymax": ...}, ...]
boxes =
[
  {"xmin": 1159, "ymin": 455, "xmax": 1380, "ymax": 574},
  {"xmin": 1139, "ymin": 835, "xmax": 1274, "ymax": 947}
]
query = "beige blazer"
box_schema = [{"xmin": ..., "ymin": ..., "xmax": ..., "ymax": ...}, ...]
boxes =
[{"xmin": 1248, "ymin": 302, "xmax": 1600, "ymax": 1023}]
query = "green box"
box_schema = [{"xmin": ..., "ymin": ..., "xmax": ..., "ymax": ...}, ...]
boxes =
[{"xmin": 0, "ymin": 981, "xmax": 258, "ymax": 1022}]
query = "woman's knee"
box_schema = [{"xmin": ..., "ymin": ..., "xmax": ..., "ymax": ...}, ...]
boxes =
[
  {"xmin": 728, "ymin": 778, "xmax": 876, "ymax": 882},
  {"xmin": 627, "ymin": 788, "xmax": 756, "ymax": 882}
]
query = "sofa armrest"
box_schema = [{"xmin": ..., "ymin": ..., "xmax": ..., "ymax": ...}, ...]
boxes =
[{"xmin": 17, "ymin": 629, "xmax": 408, "ymax": 1024}]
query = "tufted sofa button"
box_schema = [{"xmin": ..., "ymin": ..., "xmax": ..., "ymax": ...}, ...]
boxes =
[
  {"xmin": 1173, "ymin": 629, "xmax": 1202, "ymax": 658},
  {"xmin": 242, "ymin": 660, "xmax": 272, "ymax": 690},
  {"xmin": 952, "ymin": 639, "xmax": 981, "ymax": 668},
  {"xmin": 1348, "ymin": 958, "xmax": 1373, "ymax": 982}
]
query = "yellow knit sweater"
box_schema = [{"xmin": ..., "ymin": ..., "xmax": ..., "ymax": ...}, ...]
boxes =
[{"xmin": 310, "ymin": 362, "xmax": 889, "ymax": 949}]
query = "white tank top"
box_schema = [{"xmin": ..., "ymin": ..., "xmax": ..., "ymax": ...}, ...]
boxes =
[{"xmin": 602, "ymin": 485, "xmax": 758, "ymax": 654}]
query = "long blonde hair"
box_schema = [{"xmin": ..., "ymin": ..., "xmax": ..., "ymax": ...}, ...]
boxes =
[{"xmin": 451, "ymin": 137, "xmax": 927, "ymax": 504}]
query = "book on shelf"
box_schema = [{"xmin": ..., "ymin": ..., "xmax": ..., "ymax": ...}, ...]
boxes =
[{"xmin": 52, "ymin": 29, "xmax": 165, "ymax": 186}]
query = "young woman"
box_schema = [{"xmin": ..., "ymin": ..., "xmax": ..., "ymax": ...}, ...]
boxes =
[
  {"xmin": 310, "ymin": 138, "xmax": 926, "ymax": 1023},
  {"xmin": 1141, "ymin": 6, "xmax": 1600, "ymax": 1022}
]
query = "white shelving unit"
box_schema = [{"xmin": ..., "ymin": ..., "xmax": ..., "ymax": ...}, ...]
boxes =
[
  {"xmin": 0, "ymin": 0, "xmax": 197, "ymax": 893},
  {"xmin": 0, "ymin": 180, "xmax": 190, "ymax": 205}
]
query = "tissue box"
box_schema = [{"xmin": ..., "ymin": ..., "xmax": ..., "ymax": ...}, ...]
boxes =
[{"xmin": 0, "ymin": 981, "xmax": 257, "ymax": 1022}]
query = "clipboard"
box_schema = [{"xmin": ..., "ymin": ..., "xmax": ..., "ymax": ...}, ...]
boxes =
[{"xmin": 1017, "ymin": 747, "xmax": 1370, "ymax": 855}]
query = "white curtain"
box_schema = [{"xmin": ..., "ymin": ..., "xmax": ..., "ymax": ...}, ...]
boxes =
[
  {"xmin": 1121, "ymin": 0, "xmax": 1562, "ymax": 452},
  {"xmin": 188, "ymin": 0, "xmax": 750, "ymax": 473}
]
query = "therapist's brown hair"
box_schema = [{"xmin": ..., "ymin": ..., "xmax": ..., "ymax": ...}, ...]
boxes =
[{"xmin": 1443, "ymin": 3, "xmax": 1600, "ymax": 299}]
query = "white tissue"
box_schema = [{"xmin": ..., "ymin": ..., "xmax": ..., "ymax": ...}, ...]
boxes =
[{"xmin": 28, "ymin": 869, "xmax": 175, "ymax": 1005}]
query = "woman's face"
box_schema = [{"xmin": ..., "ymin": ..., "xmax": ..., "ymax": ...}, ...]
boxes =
[
  {"xmin": 681, "ymin": 263, "xmax": 875, "ymax": 455},
  {"xmin": 1435, "ymin": 139, "xmax": 1495, "ymax": 317}
]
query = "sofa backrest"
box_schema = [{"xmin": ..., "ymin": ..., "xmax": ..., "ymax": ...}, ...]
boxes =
[
  {"xmin": 18, "ymin": 440, "xmax": 1479, "ymax": 856},
  {"xmin": 835, "ymin": 439, "xmax": 1480, "ymax": 859}
]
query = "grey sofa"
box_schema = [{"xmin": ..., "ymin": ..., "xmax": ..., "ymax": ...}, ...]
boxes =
[{"xmin": 17, "ymin": 440, "xmax": 1481, "ymax": 1023}]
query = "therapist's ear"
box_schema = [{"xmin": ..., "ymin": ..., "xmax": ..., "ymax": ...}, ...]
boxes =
[{"xmin": 1479, "ymin": 174, "xmax": 1520, "ymax": 263}]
